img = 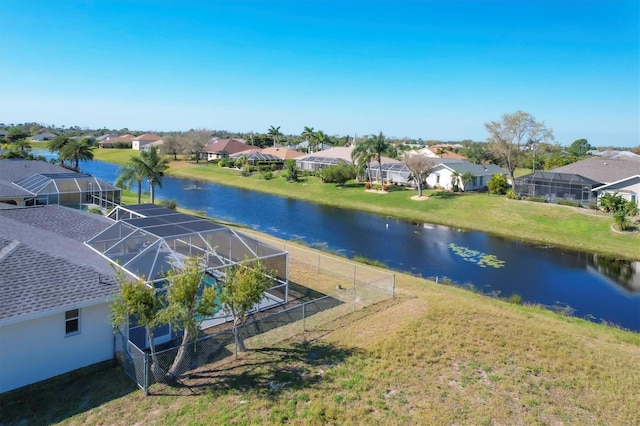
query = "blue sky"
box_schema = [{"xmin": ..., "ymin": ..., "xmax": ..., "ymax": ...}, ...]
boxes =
[{"xmin": 0, "ymin": 1, "xmax": 638, "ymax": 147}]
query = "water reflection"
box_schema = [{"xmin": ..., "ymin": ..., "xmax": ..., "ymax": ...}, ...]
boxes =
[{"xmin": 588, "ymin": 254, "xmax": 639, "ymax": 293}]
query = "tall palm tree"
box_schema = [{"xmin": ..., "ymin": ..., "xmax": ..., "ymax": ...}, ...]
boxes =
[
  {"xmin": 48, "ymin": 135, "xmax": 71, "ymax": 164},
  {"xmin": 368, "ymin": 132, "xmax": 396, "ymax": 188},
  {"xmin": 60, "ymin": 138, "xmax": 95, "ymax": 170},
  {"xmin": 130, "ymin": 147, "xmax": 170, "ymax": 204},
  {"xmin": 115, "ymin": 160, "xmax": 147, "ymax": 204},
  {"xmin": 351, "ymin": 138, "xmax": 375, "ymax": 187},
  {"xmin": 314, "ymin": 130, "xmax": 328, "ymax": 153},
  {"xmin": 267, "ymin": 125, "xmax": 282, "ymax": 147},
  {"xmin": 301, "ymin": 126, "xmax": 315, "ymax": 152}
]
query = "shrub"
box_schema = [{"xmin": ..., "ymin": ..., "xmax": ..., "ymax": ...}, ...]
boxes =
[
  {"xmin": 87, "ymin": 208, "xmax": 102, "ymax": 214},
  {"xmin": 487, "ymin": 173, "xmax": 508, "ymax": 195},
  {"xmin": 320, "ymin": 164, "xmax": 357, "ymax": 186},
  {"xmin": 505, "ymin": 189, "xmax": 520, "ymax": 200},
  {"xmin": 158, "ymin": 199, "xmax": 177, "ymax": 210},
  {"xmin": 241, "ymin": 165, "xmax": 254, "ymax": 177},
  {"xmin": 524, "ymin": 196, "xmax": 546, "ymax": 203},
  {"xmin": 613, "ymin": 210, "xmax": 629, "ymax": 231},
  {"xmin": 352, "ymin": 255, "xmax": 387, "ymax": 268},
  {"xmin": 506, "ymin": 294, "xmax": 523, "ymax": 305},
  {"xmin": 365, "ymin": 182, "xmax": 372, "ymax": 190},
  {"xmin": 260, "ymin": 171, "xmax": 274, "ymax": 180},
  {"xmin": 218, "ymin": 158, "xmax": 231, "ymax": 168},
  {"xmin": 284, "ymin": 159, "xmax": 299, "ymax": 182},
  {"xmin": 556, "ymin": 200, "xmax": 581, "ymax": 208}
]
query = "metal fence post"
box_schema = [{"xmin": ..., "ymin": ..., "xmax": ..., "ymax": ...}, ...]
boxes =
[
  {"xmin": 302, "ymin": 303, "xmax": 306, "ymax": 332},
  {"xmin": 392, "ymin": 274, "xmax": 396, "ymax": 298},
  {"xmin": 144, "ymin": 352, "xmax": 149, "ymax": 396}
]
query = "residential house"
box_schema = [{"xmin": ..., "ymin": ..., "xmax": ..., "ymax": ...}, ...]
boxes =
[
  {"xmin": 98, "ymin": 134, "xmax": 134, "ymax": 149},
  {"xmin": 31, "ymin": 132, "xmax": 58, "ymax": 141},
  {"xmin": 419, "ymin": 145, "xmax": 466, "ymax": 160},
  {"xmin": 0, "ymin": 158, "xmax": 121, "ymax": 209},
  {"xmin": 0, "ymin": 205, "xmax": 118, "ymax": 393},
  {"xmin": 203, "ymin": 138, "xmax": 251, "ymax": 161},
  {"xmin": 132, "ymin": 133, "xmax": 162, "ymax": 150},
  {"xmin": 0, "ymin": 202, "xmax": 290, "ymax": 393},
  {"xmin": 425, "ymin": 159, "xmax": 508, "ymax": 191},
  {"xmin": 515, "ymin": 156, "xmax": 640, "ymax": 206}
]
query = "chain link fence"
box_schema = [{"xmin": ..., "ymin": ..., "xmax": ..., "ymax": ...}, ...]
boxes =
[{"xmin": 119, "ymin": 238, "xmax": 395, "ymax": 394}]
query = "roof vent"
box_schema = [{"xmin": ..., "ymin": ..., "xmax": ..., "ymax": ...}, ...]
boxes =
[{"xmin": 603, "ymin": 162, "xmax": 607, "ymax": 165}]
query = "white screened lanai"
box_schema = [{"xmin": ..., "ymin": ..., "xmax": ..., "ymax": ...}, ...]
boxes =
[{"xmin": 87, "ymin": 204, "xmax": 289, "ymax": 348}]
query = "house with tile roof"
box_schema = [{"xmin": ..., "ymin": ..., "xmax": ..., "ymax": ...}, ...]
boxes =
[
  {"xmin": 203, "ymin": 138, "xmax": 252, "ymax": 161},
  {"xmin": 132, "ymin": 133, "xmax": 162, "ymax": 150},
  {"xmin": 0, "ymin": 205, "xmax": 118, "ymax": 393}
]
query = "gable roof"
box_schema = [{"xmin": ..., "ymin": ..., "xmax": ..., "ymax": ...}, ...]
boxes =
[
  {"xmin": 592, "ymin": 175, "xmax": 640, "ymax": 192},
  {"xmin": 132, "ymin": 133, "xmax": 161, "ymax": 142},
  {"xmin": 551, "ymin": 157, "xmax": 640, "ymax": 184},
  {"xmin": 0, "ymin": 205, "xmax": 117, "ymax": 326},
  {"xmin": 204, "ymin": 138, "xmax": 252, "ymax": 154}
]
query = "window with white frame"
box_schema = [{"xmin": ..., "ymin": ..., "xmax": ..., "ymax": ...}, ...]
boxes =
[{"xmin": 65, "ymin": 309, "xmax": 79, "ymax": 335}]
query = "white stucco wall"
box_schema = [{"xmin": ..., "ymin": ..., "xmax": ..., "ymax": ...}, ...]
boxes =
[
  {"xmin": 426, "ymin": 167, "xmax": 455, "ymax": 190},
  {"xmin": 0, "ymin": 302, "xmax": 114, "ymax": 393}
]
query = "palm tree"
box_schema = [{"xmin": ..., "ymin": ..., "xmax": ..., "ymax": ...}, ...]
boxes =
[
  {"xmin": 131, "ymin": 147, "xmax": 170, "ymax": 204},
  {"xmin": 368, "ymin": 132, "xmax": 396, "ymax": 188},
  {"xmin": 301, "ymin": 126, "xmax": 315, "ymax": 152},
  {"xmin": 351, "ymin": 138, "xmax": 375, "ymax": 187},
  {"xmin": 60, "ymin": 138, "xmax": 95, "ymax": 170},
  {"xmin": 450, "ymin": 170, "xmax": 461, "ymax": 192},
  {"xmin": 115, "ymin": 160, "xmax": 147, "ymax": 204},
  {"xmin": 461, "ymin": 171, "xmax": 475, "ymax": 192},
  {"xmin": 314, "ymin": 130, "xmax": 328, "ymax": 153},
  {"xmin": 48, "ymin": 135, "xmax": 71, "ymax": 164},
  {"xmin": 267, "ymin": 125, "xmax": 282, "ymax": 147}
]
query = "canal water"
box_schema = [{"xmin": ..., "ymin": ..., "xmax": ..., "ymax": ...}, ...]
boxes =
[{"xmin": 38, "ymin": 154, "xmax": 640, "ymax": 331}]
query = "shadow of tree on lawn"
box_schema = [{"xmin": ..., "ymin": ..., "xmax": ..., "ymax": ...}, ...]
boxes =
[{"xmin": 162, "ymin": 340, "xmax": 360, "ymax": 398}]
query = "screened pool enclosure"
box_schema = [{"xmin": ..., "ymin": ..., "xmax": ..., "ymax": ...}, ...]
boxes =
[
  {"xmin": 13, "ymin": 172, "xmax": 121, "ymax": 209},
  {"xmin": 87, "ymin": 204, "xmax": 289, "ymax": 348},
  {"xmin": 513, "ymin": 172, "xmax": 600, "ymax": 205}
]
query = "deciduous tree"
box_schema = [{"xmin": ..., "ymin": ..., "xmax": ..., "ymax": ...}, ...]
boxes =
[
  {"xmin": 485, "ymin": 111, "xmax": 553, "ymax": 184},
  {"xmin": 404, "ymin": 153, "xmax": 435, "ymax": 197},
  {"xmin": 219, "ymin": 260, "xmax": 272, "ymax": 358},
  {"xmin": 184, "ymin": 129, "xmax": 211, "ymax": 163},
  {"xmin": 160, "ymin": 256, "xmax": 218, "ymax": 381}
]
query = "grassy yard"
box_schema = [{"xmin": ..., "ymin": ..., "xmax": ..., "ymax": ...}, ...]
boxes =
[{"xmin": 2, "ymin": 241, "xmax": 639, "ymax": 425}]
